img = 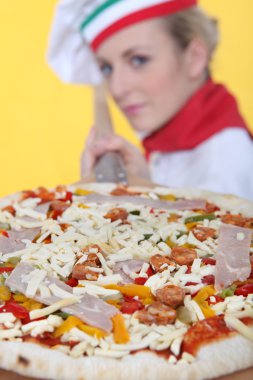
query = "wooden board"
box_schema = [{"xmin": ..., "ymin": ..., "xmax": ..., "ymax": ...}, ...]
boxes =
[{"xmin": 0, "ymin": 367, "xmax": 253, "ymax": 380}]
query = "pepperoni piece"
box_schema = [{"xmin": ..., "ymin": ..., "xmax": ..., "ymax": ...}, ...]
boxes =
[
  {"xmin": 204, "ymin": 202, "xmax": 220, "ymax": 213},
  {"xmin": 1, "ymin": 205, "xmax": 16, "ymax": 216},
  {"xmin": 72, "ymin": 263, "xmax": 100, "ymax": 281},
  {"xmin": 110, "ymin": 185, "xmax": 140, "ymax": 196},
  {"xmin": 150, "ymin": 254, "xmax": 175, "ymax": 273},
  {"xmin": 47, "ymin": 201, "xmax": 70, "ymax": 219},
  {"xmin": 137, "ymin": 301, "xmax": 176, "ymax": 325},
  {"xmin": 156, "ymin": 285, "xmax": 185, "ymax": 309},
  {"xmin": 104, "ymin": 208, "xmax": 128, "ymax": 222},
  {"xmin": 171, "ymin": 247, "xmax": 197, "ymax": 266},
  {"xmin": 221, "ymin": 214, "xmax": 253, "ymax": 228},
  {"xmin": 192, "ymin": 227, "xmax": 216, "ymax": 242}
]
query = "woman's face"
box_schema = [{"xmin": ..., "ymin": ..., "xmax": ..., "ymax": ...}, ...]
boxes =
[{"xmin": 96, "ymin": 18, "xmax": 197, "ymax": 134}]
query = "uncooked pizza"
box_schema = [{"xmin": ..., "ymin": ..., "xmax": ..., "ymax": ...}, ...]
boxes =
[{"xmin": 0, "ymin": 183, "xmax": 252, "ymax": 380}]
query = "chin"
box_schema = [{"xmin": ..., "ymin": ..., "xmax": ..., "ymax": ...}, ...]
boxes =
[{"xmin": 128, "ymin": 116, "xmax": 159, "ymax": 134}]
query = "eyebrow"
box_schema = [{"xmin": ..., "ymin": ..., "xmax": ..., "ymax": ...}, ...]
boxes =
[
  {"xmin": 97, "ymin": 45, "xmax": 153, "ymax": 63},
  {"xmin": 122, "ymin": 46, "xmax": 153, "ymax": 58}
]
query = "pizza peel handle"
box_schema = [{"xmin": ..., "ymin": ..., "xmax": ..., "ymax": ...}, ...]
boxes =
[{"xmin": 93, "ymin": 84, "xmax": 128, "ymax": 184}]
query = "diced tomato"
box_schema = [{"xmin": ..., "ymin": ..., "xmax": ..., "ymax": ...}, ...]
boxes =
[
  {"xmin": 234, "ymin": 284, "xmax": 253, "ymax": 297},
  {"xmin": 202, "ymin": 275, "xmax": 215, "ymax": 285},
  {"xmin": 120, "ymin": 296, "xmax": 144, "ymax": 314},
  {"xmin": 0, "ymin": 267, "xmax": 14, "ymax": 274},
  {"xmin": 1, "ymin": 301, "xmax": 29, "ymax": 319},
  {"xmin": 66, "ymin": 278, "xmax": 78, "ymax": 287},
  {"xmin": 150, "ymin": 208, "xmax": 155, "ymax": 214},
  {"xmin": 185, "ymin": 282, "xmax": 198, "ymax": 286},
  {"xmin": 202, "ymin": 258, "xmax": 216, "ymax": 266},
  {"xmin": 186, "ymin": 266, "xmax": 192, "ymax": 274},
  {"xmin": 134, "ymin": 277, "xmax": 147, "ymax": 285}
]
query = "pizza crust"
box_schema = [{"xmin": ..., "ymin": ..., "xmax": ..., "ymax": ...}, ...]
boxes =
[
  {"xmin": 0, "ymin": 334, "xmax": 252, "ymax": 380},
  {"xmin": 0, "ymin": 182, "xmax": 252, "ymax": 380}
]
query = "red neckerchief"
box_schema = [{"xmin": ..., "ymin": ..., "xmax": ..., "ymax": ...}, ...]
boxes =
[{"xmin": 143, "ymin": 78, "xmax": 249, "ymax": 158}]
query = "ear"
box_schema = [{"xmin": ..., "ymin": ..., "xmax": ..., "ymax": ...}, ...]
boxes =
[{"xmin": 185, "ymin": 38, "xmax": 209, "ymax": 79}]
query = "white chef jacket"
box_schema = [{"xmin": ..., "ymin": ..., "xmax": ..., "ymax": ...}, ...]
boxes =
[{"xmin": 149, "ymin": 128, "xmax": 253, "ymax": 201}]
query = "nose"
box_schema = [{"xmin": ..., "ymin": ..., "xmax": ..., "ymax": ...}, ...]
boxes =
[{"xmin": 108, "ymin": 66, "xmax": 133, "ymax": 102}]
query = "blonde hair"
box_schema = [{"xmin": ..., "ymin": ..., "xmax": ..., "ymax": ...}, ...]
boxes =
[{"xmin": 162, "ymin": 6, "xmax": 219, "ymax": 65}]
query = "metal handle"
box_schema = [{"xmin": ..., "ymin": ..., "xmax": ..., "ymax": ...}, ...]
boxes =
[{"xmin": 93, "ymin": 84, "xmax": 128, "ymax": 184}]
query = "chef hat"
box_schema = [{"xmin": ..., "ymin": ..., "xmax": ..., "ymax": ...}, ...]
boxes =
[{"xmin": 47, "ymin": 0, "xmax": 197, "ymax": 84}]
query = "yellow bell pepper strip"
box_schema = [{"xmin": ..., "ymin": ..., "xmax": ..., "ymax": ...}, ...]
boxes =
[
  {"xmin": 112, "ymin": 314, "xmax": 130, "ymax": 344},
  {"xmin": 22, "ymin": 300, "xmax": 43, "ymax": 311},
  {"xmin": 54, "ymin": 316, "xmax": 83, "ymax": 338},
  {"xmin": 54, "ymin": 315, "xmax": 107, "ymax": 339},
  {"xmin": 193, "ymin": 285, "xmax": 216, "ymax": 318},
  {"xmin": 103, "ymin": 284, "xmax": 152, "ymax": 299},
  {"xmin": 142, "ymin": 297, "xmax": 154, "ymax": 305},
  {"xmin": 106, "ymin": 299, "xmax": 122, "ymax": 309},
  {"xmin": 166, "ymin": 238, "xmax": 176, "ymax": 248},
  {"xmin": 159, "ymin": 194, "xmax": 176, "ymax": 201},
  {"xmin": 78, "ymin": 323, "xmax": 108, "ymax": 339},
  {"xmin": 13, "ymin": 294, "xmax": 43, "ymax": 311},
  {"xmin": 13, "ymin": 294, "xmax": 29, "ymax": 303},
  {"xmin": 74, "ymin": 189, "xmax": 93, "ymax": 196},
  {"xmin": 185, "ymin": 222, "xmax": 199, "ymax": 231},
  {"xmin": 0, "ymin": 285, "xmax": 11, "ymax": 301}
]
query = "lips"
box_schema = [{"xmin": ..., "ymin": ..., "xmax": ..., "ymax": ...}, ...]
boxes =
[{"xmin": 122, "ymin": 104, "xmax": 145, "ymax": 116}]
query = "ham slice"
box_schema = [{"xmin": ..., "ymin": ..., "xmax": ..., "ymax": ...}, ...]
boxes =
[
  {"xmin": 113, "ymin": 260, "xmax": 145, "ymax": 284},
  {"xmin": 0, "ymin": 228, "xmax": 40, "ymax": 255},
  {"xmin": 215, "ymin": 223, "xmax": 252, "ymax": 290},
  {"xmin": 77, "ymin": 194, "xmax": 206, "ymax": 211},
  {"xmin": 5, "ymin": 262, "xmax": 118, "ymax": 332}
]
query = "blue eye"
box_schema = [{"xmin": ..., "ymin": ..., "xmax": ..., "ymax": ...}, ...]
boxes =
[
  {"xmin": 99, "ymin": 63, "xmax": 112, "ymax": 78},
  {"xmin": 131, "ymin": 56, "xmax": 149, "ymax": 67}
]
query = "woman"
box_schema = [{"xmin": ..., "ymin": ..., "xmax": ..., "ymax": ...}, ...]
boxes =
[{"xmin": 48, "ymin": 0, "xmax": 253, "ymax": 200}]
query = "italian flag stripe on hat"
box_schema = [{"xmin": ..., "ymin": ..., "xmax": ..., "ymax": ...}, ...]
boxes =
[{"xmin": 80, "ymin": 0, "xmax": 197, "ymax": 51}]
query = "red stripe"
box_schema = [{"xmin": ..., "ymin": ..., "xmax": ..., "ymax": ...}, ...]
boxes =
[{"xmin": 91, "ymin": 0, "xmax": 197, "ymax": 51}]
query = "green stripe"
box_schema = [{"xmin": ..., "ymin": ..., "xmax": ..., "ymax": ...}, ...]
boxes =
[{"xmin": 80, "ymin": 0, "xmax": 123, "ymax": 31}]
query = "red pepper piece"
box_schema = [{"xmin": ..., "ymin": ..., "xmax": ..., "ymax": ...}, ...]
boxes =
[
  {"xmin": 202, "ymin": 275, "xmax": 215, "ymax": 285},
  {"xmin": 185, "ymin": 282, "xmax": 198, "ymax": 286},
  {"xmin": 0, "ymin": 267, "xmax": 14, "ymax": 274},
  {"xmin": 1, "ymin": 301, "xmax": 29, "ymax": 319},
  {"xmin": 234, "ymin": 284, "xmax": 253, "ymax": 297},
  {"xmin": 134, "ymin": 277, "xmax": 147, "ymax": 285},
  {"xmin": 120, "ymin": 296, "xmax": 144, "ymax": 314},
  {"xmin": 202, "ymin": 258, "xmax": 216, "ymax": 265},
  {"xmin": 66, "ymin": 278, "xmax": 78, "ymax": 287},
  {"xmin": 60, "ymin": 191, "xmax": 73, "ymax": 202},
  {"xmin": 146, "ymin": 266, "xmax": 154, "ymax": 277}
]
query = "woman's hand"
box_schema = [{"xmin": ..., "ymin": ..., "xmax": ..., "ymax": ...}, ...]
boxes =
[{"xmin": 80, "ymin": 127, "xmax": 150, "ymax": 180}]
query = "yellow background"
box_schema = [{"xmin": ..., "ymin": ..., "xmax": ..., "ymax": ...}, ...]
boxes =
[{"xmin": 0, "ymin": 0, "xmax": 252, "ymax": 197}]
